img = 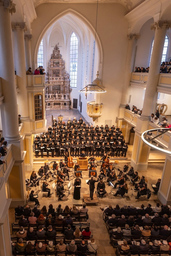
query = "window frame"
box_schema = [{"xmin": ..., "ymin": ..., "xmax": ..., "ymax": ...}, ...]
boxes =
[{"xmin": 34, "ymin": 94, "xmax": 43, "ymax": 121}]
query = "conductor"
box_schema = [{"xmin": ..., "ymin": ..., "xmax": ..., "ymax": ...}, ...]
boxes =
[{"xmin": 87, "ymin": 176, "xmax": 98, "ymax": 200}]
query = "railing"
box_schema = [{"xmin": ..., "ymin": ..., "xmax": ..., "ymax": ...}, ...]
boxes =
[
  {"xmin": 148, "ymin": 122, "xmax": 171, "ymax": 149},
  {"xmin": 45, "ymin": 94, "xmax": 70, "ymax": 100},
  {"xmin": 0, "ymin": 144, "xmax": 14, "ymax": 179},
  {"xmin": 130, "ymin": 72, "xmax": 171, "ymax": 93},
  {"xmin": 26, "ymin": 75, "xmax": 45, "ymax": 87},
  {"xmin": 124, "ymin": 109, "xmax": 140, "ymax": 127},
  {"xmin": 130, "ymin": 72, "xmax": 148, "ymax": 85}
]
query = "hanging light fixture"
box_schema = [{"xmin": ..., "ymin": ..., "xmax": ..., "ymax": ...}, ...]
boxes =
[{"xmin": 79, "ymin": 0, "xmax": 106, "ymax": 94}]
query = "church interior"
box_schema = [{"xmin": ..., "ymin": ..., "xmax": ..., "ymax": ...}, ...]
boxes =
[{"xmin": 1, "ymin": 0, "xmax": 171, "ymax": 255}]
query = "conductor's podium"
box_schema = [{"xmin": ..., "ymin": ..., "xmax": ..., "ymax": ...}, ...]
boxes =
[{"xmin": 77, "ymin": 157, "xmax": 88, "ymax": 170}]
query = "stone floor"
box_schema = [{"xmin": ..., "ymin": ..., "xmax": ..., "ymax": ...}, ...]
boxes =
[
  {"xmin": 9, "ymin": 161, "xmax": 164, "ymax": 256},
  {"xmin": 46, "ymin": 109, "xmax": 88, "ymax": 127}
]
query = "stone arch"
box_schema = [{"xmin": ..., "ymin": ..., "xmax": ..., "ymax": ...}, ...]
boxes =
[{"xmin": 34, "ymin": 8, "xmax": 103, "ymax": 73}]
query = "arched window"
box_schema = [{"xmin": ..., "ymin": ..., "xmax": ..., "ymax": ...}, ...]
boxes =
[
  {"xmin": 70, "ymin": 33, "xmax": 78, "ymax": 88},
  {"xmin": 149, "ymin": 36, "xmax": 169, "ymax": 65},
  {"xmin": 161, "ymin": 36, "xmax": 169, "ymax": 63},
  {"xmin": 37, "ymin": 39, "xmax": 44, "ymax": 67},
  {"xmin": 34, "ymin": 94, "xmax": 43, "ymax": 120}
]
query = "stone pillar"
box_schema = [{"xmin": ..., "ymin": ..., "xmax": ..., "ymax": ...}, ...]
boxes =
[
  {"xmin": 158, "ymin": 136, "xmax": 171, "ymax": 204},
  {"xmin": 0, "ymin": 0, "xmax": 20, "ymax": 141},
  {"xmin": 120, "ymin": 33, "xmax": 139, "ymax": 107},
  {"xmin": 0, "ymin": 1, "xmax": 26, "ymax": 205},
  {"xmin": 25, "ymin": 34, "xmax": 32, "ymax": 70},
  {"xmin": 12, "ymin": 22, "xmax": 29, "ymax": 118},
  {"xmin": 118, "ymin": 34, "xmax": 139, "ymax": 132},
  {"xmin": 142, "ymin": 21, "xmax": 169, "ymax": 117},
  {"xmin": 0, "ymin": 211, "xmax": 12, "ymax": 256},
  {"xmin": 131, "ymin": 21, "xmax": 169, "ymax": 171}
]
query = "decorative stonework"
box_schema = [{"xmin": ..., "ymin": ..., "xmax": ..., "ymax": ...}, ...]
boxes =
[
  {"xmin": 0, "ymin": 0, "xmax": 16, "ymax": 14},
  {"xmin": 24, "ymin": 34, "xmax": 32, "ymax": 40},
  {"xmin": 12, "ymin": 22, "xmax": 27, "ymax": 31},
  {"xmin": 45, "ymin": 44, "xmax": 71, "ymax": 110},
  {"xmin": 127, "ymin": 33, "xmax": 140, "ymax": 40},
  {"xmin": 151, "ymin": 20, "xmax": 171, "ymax": 30}
]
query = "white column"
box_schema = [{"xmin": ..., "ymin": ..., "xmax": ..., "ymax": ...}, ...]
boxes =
[
  {"xmin": 120, "ymin": 33, "xmax": 139, "ymax": 106},
  {"xmin": 0, "ymin": 0, "xmax": 20, "ymax": 141},
  {"xmin": 142, "ymin": 21, "xmax": 169, "ymax": 117},
  {"xmin": 25, "ymin": 34, "xmax": 32, "ymax": 70},
  {"xmin": 131, "ymin": 21, "xmax": 169, "ymax": 171},
  {"xmin": 12, "ymin": 22, "xmax": 29, "ymax": 118},
  {"xmin": 0, "ymin": 214, "xmax": 12, "ymax": 256}
]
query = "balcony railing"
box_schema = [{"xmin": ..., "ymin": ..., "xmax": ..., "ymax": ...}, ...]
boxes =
[
  {"xmin": 130, "ymin": 72, "xmax": 171, "ymax": 93},
  {"xmin": 124, "ymin": 109, "xmax": 140, "ymax": 127},
  {"xmin": 0, "ymin": 144, "xmax": 14, "ymax": 179},
  {"xmin": 26, "ymin": 75, "xmax": 45, "ymax": 87}
]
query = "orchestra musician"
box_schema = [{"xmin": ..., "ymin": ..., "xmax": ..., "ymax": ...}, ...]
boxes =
[
  {"xmin": 73, "ymin": 177, "xmax": 81, "ymax": 200},
  {"xmin": 114, "ymin": 183, "xmax": 128, "ymax": 197},
  {"xmin": 42, "ymin": 181, "xmax": 51, "ymax": 197},
  {"xmin": 29, "ymin": 190, "xmax": 40, "ymax": 205},
  {"xmin": 38, "ymin": 166, "xmax": 44, "ymax": 178},
  {"xmin": 30, "ymin": 171, "xmax": 39, "ymax": 187},
  {"xmin": 56, "ymin": 182, "xmax": 65, "ymax": 201},
  {"xmin": 97, "ymin": 179, "xmax": 107, "ymax": 198},
  {"xmin": 114, "ymin": 175, "xmax": 125, "ymax": 188}
]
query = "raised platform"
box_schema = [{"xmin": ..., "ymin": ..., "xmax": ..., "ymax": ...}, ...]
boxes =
[{"xmin": 83, "ymin": 194, "xmax": 99, "ymax": 205}]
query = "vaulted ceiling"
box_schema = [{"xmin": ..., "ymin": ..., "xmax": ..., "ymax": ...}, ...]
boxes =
[{"xmin": 33, "ymin": 0, "xmax": 145, "ymax": 12}]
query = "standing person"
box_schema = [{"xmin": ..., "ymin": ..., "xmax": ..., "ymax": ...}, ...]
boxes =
[
  {"xmin": 73, "ymin": 177, "xmax": 81, "ymax": 200},
  {"xmin": 87, "ymin": 176, "xmax": 98, "ymax": 200}
]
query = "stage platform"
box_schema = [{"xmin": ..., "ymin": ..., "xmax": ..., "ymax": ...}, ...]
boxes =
[{"xmin": 83, "ymin": 194, "xmax": 99, "ymax": 205}]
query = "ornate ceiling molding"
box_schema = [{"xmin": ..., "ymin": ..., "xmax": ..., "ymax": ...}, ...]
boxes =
[
  {"xmin": 151, "ymin": 20, "xmax": 171, "ymax": 30},
  {"xmin": 127, "ymin": 33, "xmax": 140, "ymax": 40},
  {"xmin": 33, "ymin": 0, "xmax": 145, "ymax": 12},
  {"xmin": 0, "ymin": 0, "xmax": 16, "ymax": 14},
  {"xmin": 24, "ymin": 34, "xmax": 32, "ymax": 40},
  {"xmin": 12, "ymin": 22, "xmax": 27, "ymax": 31}
]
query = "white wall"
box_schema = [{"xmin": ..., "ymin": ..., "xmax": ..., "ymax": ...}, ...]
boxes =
[
  {"xmin": 135, "ymin": 18, "xmax": 154, "ymax": 69},
  {"xmin": 128, "ymin": 86, "xmax": 145, "ymax": 111},
  {"xmin": 157, "ymin": 92, "xmax": 171, "ymax": 115},
  {"xmin": 31, "ymin": 3, "xmax": 128, "ymax": 125}
]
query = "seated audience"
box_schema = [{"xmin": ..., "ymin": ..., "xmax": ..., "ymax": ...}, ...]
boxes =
[
  {"xmin": 16, "ymin": 227, "xmax": 27, "ymax": 239},
  {"xmin": 64, "ymin": 224, "xmax": 74, "ymax": 240},
  {"xmin": 56, "ymin": 239, "xmax": 66, "ymax": 254},
  {"xmin": 66, "ymin": 240, "xmax": 77, "ymax": 253},
  {"xmin": 47, "ymin": 241, "xmax": 55, "ymax": 253},
  {"xmin": 82, "ymin": 226, "xmax": 91, "ymax": 239},
  {"xmin": 27, "ymin": 227, "xmax": 37, "ymax": 240},
  {"xmin": 88, "ymin": 238, "xmax": 98, "ymax": 253},
  {"xmin": 46, "ymin": 225, "xmax": 56, "ymax": 240},
  {"xmin": 35, "ymin": 242, "xmax": 46, "ymax": 253},
  {"xmin": 36, "ymin": 225, "xmax": 46, "ymax": 239},
  {"xmin": 15, "ymin": 238, "xmax": 26, "ymax": 253},
  {"xmin": 37, "ymin": 214, "xmax": 46, "ymax": 225},
  {"xmin": 74, "ymin": 227, "xmax": 82, "ymax": 239},
  {"xmin": 25, "ymin": 241, "xmax": 35, "ymax": 254},
  {"xmin": 28, "ymin": 211, "xmax": 37, "ymax": 225}
]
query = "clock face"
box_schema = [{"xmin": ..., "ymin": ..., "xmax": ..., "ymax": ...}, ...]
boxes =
[{"xmin": 141, "ymin": 128, "xmax": 171, "ymax": 154}]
